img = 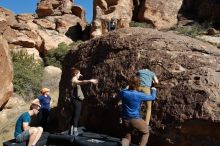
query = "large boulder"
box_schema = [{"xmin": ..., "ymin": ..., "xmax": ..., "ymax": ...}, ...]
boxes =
[
  {"xmin": 36, "ymin": 0, "xmax": 74, "ymax": 18},
  {"xmin": 137, "ymin": 0, "xmax": 183, "ymax": 30},
  {"xmin": 0, "ymin": 7, "xmax": 17, "ymax": 35},
  {"xmin": 72, "ymin": 5, "xmax": 87, "ymax": 28},
  {"xmin": 0, "ymin": 7, "xmax": 17, "ymax": 27},
  {"xmin": 181, "ymin": 0, "xmax": 220, "ymax": 22},
  {"xmin": 41, "ymin": 66, "xmax": 62, "ymax": 107},
  {"xmin": 58, "ymin": 27, "xmax": 220, "ymax": 145},
  {"xmin": 0, "ymin": 36, "xmax": 13, "ymax": 110},
  {"xmin": 0, "ymin": 5, "xmax": 86, "ymax": 56},
  {"xmin": 91, "ymin": 0, "xmax": 133, "ymax": 38}
]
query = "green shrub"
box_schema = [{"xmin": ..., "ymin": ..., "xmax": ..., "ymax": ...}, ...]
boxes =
[
  {"xmin": 129, "ymin": 21, "xmax": 153, "ymax": 28},
  {"xmin": 175, "ymin": 22, "xmax": 212, "ymax": 37},
  {"xmin": 12, "ymin": 50, "xmax": 44, "ymax": 101},
  {"xmin": 44, "ymin": 41, "xmax": 83, "ymax": 68}
]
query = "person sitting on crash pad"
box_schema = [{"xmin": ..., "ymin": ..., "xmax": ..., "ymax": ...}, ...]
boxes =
[{"xmin": 14, "ymin": 104, "xmax": 43, "ymax": 146}]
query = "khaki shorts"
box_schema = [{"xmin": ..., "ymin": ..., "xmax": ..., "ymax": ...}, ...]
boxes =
[
  {"xmin": 138, "ymin": 86, "xmax": 151, "ymax": 95},
  {"xmin": 138, "ymin": 86, "xmax": 152, "ymax": 109}
]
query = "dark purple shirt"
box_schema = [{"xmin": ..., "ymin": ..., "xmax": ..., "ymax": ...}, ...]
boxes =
[{"xmin": 38, "ymin": 95, "xmax": 51, "ymax": 111}]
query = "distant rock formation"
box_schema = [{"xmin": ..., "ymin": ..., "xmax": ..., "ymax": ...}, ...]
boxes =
[
  {"xmin": 36, "ymin": 0, "xmax": 74, "ymax": 18},
  {"xmin": 0, "ymin": 1, "xmax": 86, "ymax": 56},
  {"xmin": 137, "ymin": 0, "xmax": 183, "ymax": 30},
  {"xmin": 91, "ymin": 0, "xmax": 183, "ymax": 37},
  {"xmin": 181, "ymin": 0, "xmax": 220, "ymax": 22},
  {"xmin": 0, "ymin": 1, "xmax": 86, "ymax": 109},
  {"xmin": 0, "ymin": 36, "xmax": 13, "ymax": 110},
  {"xmin": 91, "ymin": 0, "xmax": 133, "ymax": 38},
  {"xmin": 58, "ymin": 27, "xmax": 220, "ymax": 145},
  {"xmin": 91, "ymin": 0, "xmax": 220, "ymax": 37}
]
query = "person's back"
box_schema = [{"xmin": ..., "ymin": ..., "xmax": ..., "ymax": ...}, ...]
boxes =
[
  {"xmin": 14, "ymin": 112, "xmax": 31, "ymax": 138},
  {"xmin": 138, "ymin": 69, "xmax": 156, "ymax": 87}
]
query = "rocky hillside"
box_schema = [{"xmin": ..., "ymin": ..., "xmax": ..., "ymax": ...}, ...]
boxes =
[
  {"xmin": 58, "ymin": 27, "xmax": 220, "ymax": 146},
  {"xmin": 1, "ymin": 0, "xmax": 220, "ymax": 145},
  {"xmin": 91, "ymin": 0, "xmax": 220, "ymax": 37},
  {"xmin": 0, "ymin": 0, "xmax": 86, "ymax": 108},
  {"xmin": 0, "ymin": 0, "xmax": 86, "ymax": 59}
]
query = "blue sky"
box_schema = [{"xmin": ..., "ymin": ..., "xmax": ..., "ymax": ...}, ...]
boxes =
[{"xmin": 0, "ymin": 0, "xmax": 93, "ymax": 22}]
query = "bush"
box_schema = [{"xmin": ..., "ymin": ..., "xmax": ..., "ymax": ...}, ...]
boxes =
[
  {"xmin": 129, "ymin": 21, "xmax": 153, "ymax": 28},
  {"xmin": 44, "ymin": 41, "xmax": 83, "ymax": 68},
  {"xmin": 174, "ymin": 22, "xmax": 212, "ymax": 37},
  {"xmin": 12, "ymin": 50, "xmax": 44, "ymax": 101}
]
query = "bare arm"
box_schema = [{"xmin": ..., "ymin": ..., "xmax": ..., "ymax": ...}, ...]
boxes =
[
  {"xmin": 153, "ymin": 76, "xmax": 159, "ymax": 84},
  {"xmin": 72, "ymin": 77, "xmax": 98, "ymax": 85},
  {"xmin": 23, "ymin": 122, "xmax": 30, "ymax": 131}
]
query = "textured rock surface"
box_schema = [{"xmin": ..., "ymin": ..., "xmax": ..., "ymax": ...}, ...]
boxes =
[
  {"xmin": 41, "ymin": 66, "xmax": 62, "ymax": 107},
  {"xmin": 137, "ymin": 0, "xmax": 183, "ymax": 30},
  {"xmin": 0, "ymin": 5, "xmax": 85, "ymax": 56},
  {"xmin": 181, "ymin": 0, "xmax": 220, "ymax": 22},
  {"xmin": 72, "ymin": 5, "xmax": 87, "ymax": 28},
  {"xmin": 36, "ymin": 0, "xmax": 74, "ymax": 18},
  {"xmin": 0, "ymin": 36, "xmax": 13, "ymax": 110},
  {"xmin": 91, "ymin": 0, "xmax": 133, "ymax": 38},
  {"xmin": 58, "ymin": 27, "xmax": 220, "ymax": 145}
]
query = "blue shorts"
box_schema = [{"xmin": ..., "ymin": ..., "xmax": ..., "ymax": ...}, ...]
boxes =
[{"xmin": 15, "ymin": 130, "xmax": 30, "ymax": 142}]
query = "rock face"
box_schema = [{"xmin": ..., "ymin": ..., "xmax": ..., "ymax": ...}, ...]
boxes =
[
  {"xmin": 91, "ymin": 0, "xmax": 133, "ymax": 38},
  {"xmin": 91, "ymin": 0, "xmax": 183, "ymax": 36},
  {"xmin": 0, "ymin": 36, "xmax": 13, "ymax": 110},
  {"xmin": 36, "ymin": 0, "xmax": 74, "ymax": 18},
  {"xmin": 41, "ymin": 66, "xmax": 62, "ymax": 107},
  {"xmin": 58, "ymin": 27, "xmax": 220, "ymax": 145},
  {"xmin": 137, "ymin": 0, "xmax": 183, "ymax": 30},
  {"xmin": 181, "ymin": 0, "xmax": 220, "ymax": 22},
  {"xmin": 0, "ymin": 3, "xmax": 85, "ymax": 108},
  {"xmin": 0, "ymin": 3, "xmax": 86, "ymax": 56}
]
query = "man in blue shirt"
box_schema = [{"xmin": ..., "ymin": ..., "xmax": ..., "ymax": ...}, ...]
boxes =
[
  {"xmin": 119, "ymin": 76, "xmax": 157, "ymax": 146},
  {"xmin": 14, "ymin": 104, "xmax": 43, "ymax": 146},
  {"xmin": 137, "ymin": 68, "xmax": 159, "ymax": 126}
]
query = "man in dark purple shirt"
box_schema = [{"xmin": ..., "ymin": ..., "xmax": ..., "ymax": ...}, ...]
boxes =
[{"xmin": 32, "ymin": 88, "xmax": 51, "ymax": 131}]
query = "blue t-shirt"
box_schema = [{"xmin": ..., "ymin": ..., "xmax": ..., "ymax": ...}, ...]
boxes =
[
  {"xmin": 14, "ymin": 112, "xmax": 31, "ymax": 137},
  {"xmin": 119, "ymin": 89, "xmax": 156, "ymax": 119},
  {"xmin": 137, "ymin": 69, "xmax": 156, "ymax": 87},
  {"xmin": 38, "ymin": 95, "xmax": 51, "ymax": 111}
]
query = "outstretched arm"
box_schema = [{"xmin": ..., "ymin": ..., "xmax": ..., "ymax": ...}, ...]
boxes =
[
  {"xmin": 139, "ymin": 88, "xmax": 157, "ymax": 101},
  {"xmin": 72, "ymin": 77, "xmax": 98, "ymax": 85}
]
